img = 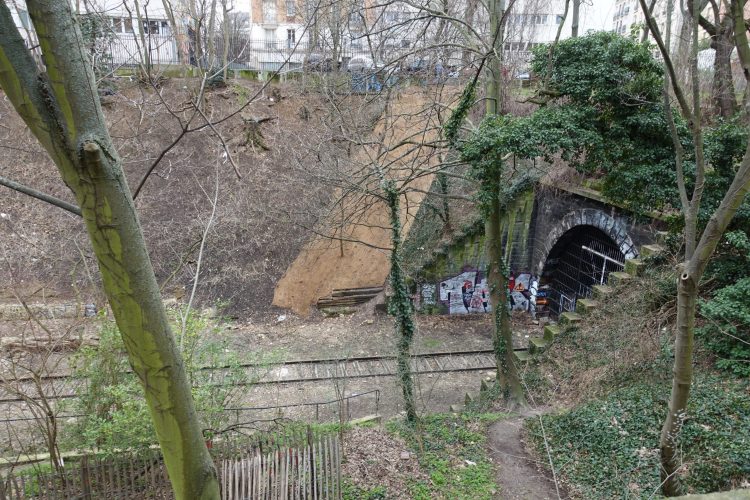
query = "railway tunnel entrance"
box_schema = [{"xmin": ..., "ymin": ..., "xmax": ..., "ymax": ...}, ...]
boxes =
[{"xmin": 539, "ymin": 225, "xmax": 625, "ymax": 316}]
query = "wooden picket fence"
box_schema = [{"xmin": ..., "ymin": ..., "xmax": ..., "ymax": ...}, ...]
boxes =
[
  {"xmin": 221, "ymin": 434, "xmax": 340, "ymax": 500},
  {"xmin": 0, "ymin": 434, "xmax": 341, "ymax": 499}
]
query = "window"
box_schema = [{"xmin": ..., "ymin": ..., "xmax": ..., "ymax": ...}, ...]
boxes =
[
  {"xmin": 143, "ymin": 20, "xmax": 159, "ymax": 35},
  {"xmin": 265, "ymin": 28, "xmax": 276, "ymax": 48},
  {"xmin": 556, "ymin": 14, "xmax": 564, "ymax": 24},
  {"xmin": 287, "ymin": 28, "xmax": 296, "ymax": 48},
  {"xmin": 286, "ymin": 0, "xmax": 296, "ymax": 16},
  {"xmin": 263, "ymin": 0, "xmax": 277, "ymax": 24},
  {"xmin": 111, "ymin": 17, "xmax": 135, "ymax": 33}
]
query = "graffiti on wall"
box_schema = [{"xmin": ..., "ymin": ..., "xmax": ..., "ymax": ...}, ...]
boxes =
[
  {"xmin": 438, "ymin": 270, "xmax": 491, "ymax": 314},
  {"xmin": 422, "ymin": 269, "xmax": 539, "ymax": 315}
]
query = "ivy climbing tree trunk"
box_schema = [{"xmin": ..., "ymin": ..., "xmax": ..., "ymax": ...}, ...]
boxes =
[
  {"xmin": 486, "ymin": 173, "xmax": 525, "ymax": 404},
  {"xmin": 383, "ymin": 180, "xmax": 418, "ymax": 423},
  {"xmin": 0, "ymin": 2, "xmax": 220, "ymax": 498},
  {"xmin": 484, "ymin": 0, "xmax": 526, "ymax": 408}
]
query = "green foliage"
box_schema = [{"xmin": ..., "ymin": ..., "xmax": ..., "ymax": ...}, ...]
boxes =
[
  {"xmin": 444, "ymin": 79, "xmax": 477, "ymax": 147},
  {"xmin": 389, "ymin": 413, "xmax": 500, "ymax": 499},
  {"xmin": 65, "ymin": 321, "xmax": 155, "ymax": 454},
  {"xmin": 342, "ymin": 482, "xmax": 387, "ymax": 500},
  {"xmin": 526, "ymin": 377, "xmax": 750, "ymax": 498},
  {"xmin": 457, "ymin": 32, "xmax": 682, "ymax": 214},
  {"xmin": 531, "ymin": 31, "xmax": 663, "ymax": 106},
  {"xmin": 77, "ymin": 13, "xmax": 115, "ymax": 79},
  {"xmin": 698, "ymin": 278, "xmax": 750, "ymax": 376},
  {"xmin": 65, "ymin": 309, "xmax": 257, "ymax": 453}
]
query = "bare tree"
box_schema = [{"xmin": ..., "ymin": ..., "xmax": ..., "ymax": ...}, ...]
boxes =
[{"xmin": 639, "ymin": 0, "xmax": 750, "ymax": 494}]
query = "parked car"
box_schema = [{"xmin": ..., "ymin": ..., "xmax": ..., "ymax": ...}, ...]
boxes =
[
  {"xmin": 346, "ymin": 55, "xmax": 376, "ymax": 72},
  {"xmin": 403, "ymin": 55, "xmax": 432, "ymax": 73},
  {"xmin": 303, "ymin": 53, "xmax": 335, "ymax": 72}
]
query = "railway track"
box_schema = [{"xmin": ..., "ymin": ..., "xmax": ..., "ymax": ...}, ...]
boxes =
[{"xmin": 0, "ymin": 348, "xmax": 518, "ymax": 404}]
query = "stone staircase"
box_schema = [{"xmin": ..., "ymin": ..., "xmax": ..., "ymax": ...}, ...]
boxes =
[
  {"xmin": 452, "ymin": 235, "xmax": 668, "ymax": 412},
  {"xmin": 316, "ymin": 286, "xmax": 384, "ymax": 315}
]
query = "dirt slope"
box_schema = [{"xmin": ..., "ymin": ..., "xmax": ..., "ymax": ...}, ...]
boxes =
[
  {"xmin": 0, "ymin": 79, "xmax": 357, "ymax": 318},
  {"xmin": 273, "ymin": 89, "xmax": 442, "ymax": 315}
]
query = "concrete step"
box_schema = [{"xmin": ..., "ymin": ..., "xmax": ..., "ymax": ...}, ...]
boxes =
[
  {"xmin": 450, "ymin": 404, "xmax": 464, "ymax": 413},
  {"xmin": 529, "ymin": 337, "xmax": 549, "ymax": 354},
  {"xmin": 640, "ymin": 244, "xmax": 665, "ymax": 258},
  {"xmin": 625, "ymin": 258, "xmax": 644, "ymax": 276},
  {"xmin": 349, "ymin": 414, "xmax": 382, "ymax": 426},
  {"xmin": 608, "ymin": 271, "xmax": 633, "ymax": 286},
  {"xmin": 480, "ymin": 378, "xmax": 492, "ymax": 392},
  {"xmin": 576, "ymin": 298, "xmax": 599, "ymax": 314},
  {"xmin": 592, "ymin": 284, "xmax": 614, "ymax": 299},
  {"xmin": 560, "ymin": 311, "xmax": 582, "ymax": 325},
  {"xmin": 544, "ymin": 324, "xmax": 563, "ymax": 342},
  {"xmin": 514, "ymin": 350, "xmax": 532, "ymax": 362},
  {"xmin": 655, "ymin": 230, "xmax": 669, "ymax": 245}
]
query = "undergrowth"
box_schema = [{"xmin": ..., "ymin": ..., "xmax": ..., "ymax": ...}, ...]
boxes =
[
  {"xmin": 520, "ymin": 258, "xmax": 750, "ymax": 498},
  {"xmin": 520, "ymin": 264, "xmax": 677, "ymax": 406},
  {"xmin": 387, "ymin": 412, "xmax": 502, "ymax": 500},
  {"xmin": 526, "ymin": 376, "xmax": 750, "ymax": 498}
]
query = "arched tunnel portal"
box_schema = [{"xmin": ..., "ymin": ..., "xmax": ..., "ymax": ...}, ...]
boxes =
[{"xmin": 535, "ymin": 210, "xmax": 639, "ymax": 316}]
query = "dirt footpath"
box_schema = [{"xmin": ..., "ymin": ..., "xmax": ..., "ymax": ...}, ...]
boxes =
[{"xmin": 488, "ymin": 409, "xmax": 566, "ymax": 500}]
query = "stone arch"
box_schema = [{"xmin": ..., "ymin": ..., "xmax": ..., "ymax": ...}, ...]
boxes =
[{"xmin": 533, "ymin": 208, "xmax": 638, "ymax": 276}]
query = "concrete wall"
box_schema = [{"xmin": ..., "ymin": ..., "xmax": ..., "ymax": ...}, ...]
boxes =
[{"xmin": 415, "ymin": 189, "xmax": 536, "ymax": 315}]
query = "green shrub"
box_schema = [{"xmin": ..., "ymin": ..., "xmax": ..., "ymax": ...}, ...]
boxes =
[
  {"xmin": 389, "ymin": 413, "xmax": 500, "ymax": 499},
  {"xmin": 526, "ymin": 377, "xmax": 750, "ymax": 498},
  {"xmin": 64, "ymin": 309, "xmax": 261, "ymax": 453},
  {"xmin": 698, "ymin": 277, "xmax": 750, "ymax": 377}
]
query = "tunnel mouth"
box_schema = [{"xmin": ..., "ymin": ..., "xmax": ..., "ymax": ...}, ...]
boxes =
[{"xmin": 539, "ymin": 225, "xmax": 625, "ymax": 317}]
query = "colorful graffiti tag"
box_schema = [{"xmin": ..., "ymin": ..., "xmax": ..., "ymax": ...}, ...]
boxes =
[
  {"xmin": 437, "ymin": 270, "xmax": 491, "ymax": 314},
  {"xmin": 422, "ymin": 270, "xmax": 539, "ymax": 315}
]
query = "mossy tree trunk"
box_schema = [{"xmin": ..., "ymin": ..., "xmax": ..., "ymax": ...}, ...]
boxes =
[
  {"xmin": 383, "ymin": 181, "xmax": 418, "ymax": 423},
  {"xmin": 0, "ymin": 2, "xmax": 219, "ymax": 498},
  {"xmin": 484, "ymin": 0, "xmax": 525, "ymax": 408}
]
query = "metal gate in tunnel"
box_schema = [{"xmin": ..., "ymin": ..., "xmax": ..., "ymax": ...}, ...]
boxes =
[{"xmin": 540, "ymin": 225, "xmax": 625, "ymax": 315}]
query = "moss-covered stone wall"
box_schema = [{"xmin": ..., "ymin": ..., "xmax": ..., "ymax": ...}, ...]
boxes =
[{"xmin": 414, "ymin": 189, "xmax": 536, "ymax": 314}]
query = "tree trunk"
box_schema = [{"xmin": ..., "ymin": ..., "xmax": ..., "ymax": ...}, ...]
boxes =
[
  {"xmin": 483, "ymin": 0, "xmax": 525, "ymax": 407},
  {"xmin": 222, "ymin": 1, "xmax": 230, "ymax": 81},
  {"xmin": 712, "ymin": 23, "xmax": 737, "ymax": 118},
  {"xmin": 132, "ymin": 1, "xmax": 152, "ymax": 79},
  {"xmin": 486, "ymin": 0, "xmax": 503, "ymax": 116},
  {"xmin": 485, "ymin": 177, "xmax": 525, "ymax": 406},
  {"xmin": 437, "ymin": 172, "xmax": 451, "ymax": 232},
  {"xmin": 659, "ymin": 270, "xmax": 696, "ymax": 496},
  {"xmin": 384, "ymin": 182, "xmax": 418, "ymax": 423},
  {"xmin": 207, "ymin": 0, "xmax": 218, "ymax": 68},
  {"xmin": 0, "ymin": 3, "xmax": 220, "ymax": 498}
]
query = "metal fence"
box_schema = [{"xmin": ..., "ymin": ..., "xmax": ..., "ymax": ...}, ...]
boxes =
[
  {"xmin": 95, "ymin": 31, "xmax": 472, "ymax": 75},
  {"xmin": 98, "ymin": 32, "xmax": 421, "ymax": 73}
]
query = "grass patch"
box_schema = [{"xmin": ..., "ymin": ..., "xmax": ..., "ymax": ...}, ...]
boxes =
[
  {"xmin": 526, "ymin": 376, "xmax": 750, "ymax": 498},
  {"xmin": 388, "ymin": 412, "xmax": 503, "ymax": 499}
]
